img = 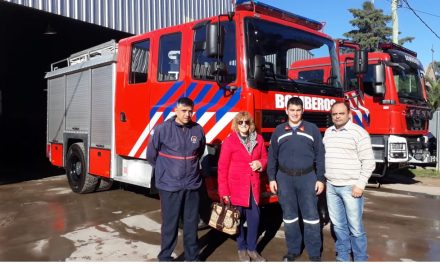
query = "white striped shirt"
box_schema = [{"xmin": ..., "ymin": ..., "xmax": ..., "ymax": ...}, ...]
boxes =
[{"xmin": 323, "ymin": 120, "xmax": 375, "ymax": 190}]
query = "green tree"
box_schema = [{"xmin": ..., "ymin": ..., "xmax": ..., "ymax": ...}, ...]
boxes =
[
  {"xmin": 427, "ymin": 79, "xmax": 440, "ymax": 110},
  {"xmin": 344, "ymin": 1, "xmax": 413, "ymax": 50},
  {"xmin": 398, "ymin": 36, "xmax": 414, "ymax": 45}
]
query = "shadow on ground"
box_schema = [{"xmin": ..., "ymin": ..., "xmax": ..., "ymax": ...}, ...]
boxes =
[
  {"xmin": 172, "ymin": 203, "xmax": 284, "ymax": 261},
  {"xmin": 369, "ymin": 168, "xmax": 420, "ymax": 185},
  {"xmin": 0, "ymin": 159, "xmax": 65, "ymax": 185}
]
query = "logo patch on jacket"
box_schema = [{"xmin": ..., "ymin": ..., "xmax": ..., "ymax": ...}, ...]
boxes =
[
  {"xmin": 191, "ymin": 136, "xmax": 198, "ymax": 144},
  {"xmin": 299, "ymin": 125, "xmax": 305, "ymax": 132},
  {"xmin": 284, "ymin": 125, "xmax": 292, "ymax": 131}
]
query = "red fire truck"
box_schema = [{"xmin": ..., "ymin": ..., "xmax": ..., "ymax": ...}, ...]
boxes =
[
  {"xmin": 45, "ymin": 0, "xmax": 347, "ymax": 201},
  {"xmin": 289, "ymin": 40, "xmax": 434, "ymax": 177}
]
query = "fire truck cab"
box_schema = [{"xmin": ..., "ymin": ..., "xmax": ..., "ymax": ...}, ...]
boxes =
[
  {"xmin": 45, "ymin": 0, "xmax": 344, "ymax": 201},
  {"xmin": 290, "ymin": 40, "xmax": 434, "ymax": 177}
]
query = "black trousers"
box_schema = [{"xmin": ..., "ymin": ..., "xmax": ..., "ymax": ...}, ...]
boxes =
[{"xmin": 158, "ymin": 188, "xmax": 200, "ymax": 261}]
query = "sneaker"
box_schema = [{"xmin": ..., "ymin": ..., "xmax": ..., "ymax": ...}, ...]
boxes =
[
  {"xmin": 238, "ymin": 250, "xmax": 250, "ymax": 262},
  {"xmin": 283, "ymin": 253, "xmax": 299, "ymax": 262},
  {"xmin": 309, "ymin": 256, "xmax": 321, "ymax": 262},
  {"xmin": 247, "ymin": 250, "xmax": 266, "ymax": 262}
]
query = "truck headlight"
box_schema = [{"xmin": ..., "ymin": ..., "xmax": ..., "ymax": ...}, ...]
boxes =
[
  {"xmin": 387, "ymin": 135, "xmax": 409, "ymax": 161},
  {"xmin": 389, "ymin": 143, "xmax": 407, "ymax": 158},
  {"xmin": 390, "ymin": 143, "xmax": 406, "ymax": 151}
]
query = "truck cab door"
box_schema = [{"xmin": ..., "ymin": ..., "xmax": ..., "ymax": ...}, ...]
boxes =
[{"xmin": 115, "ymin": 39, "xmax": 152, "ymax": 158}]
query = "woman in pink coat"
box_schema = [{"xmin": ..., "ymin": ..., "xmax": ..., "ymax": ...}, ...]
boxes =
[{"xmin": 218, "ymin": 111, "xmax": 268, "ymax": 262}]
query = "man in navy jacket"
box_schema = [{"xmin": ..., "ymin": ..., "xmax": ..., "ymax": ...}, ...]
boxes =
[
  {"xmin": 268, "ymin": 97, "xmax": 325, "ymax": 262},
  {"xmin": 147, "ymin": 97, "xmax": 206, "ymax": 261}
]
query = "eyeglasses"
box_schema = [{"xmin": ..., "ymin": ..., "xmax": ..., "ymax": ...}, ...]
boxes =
[{"xmin": 238, "ymin": 120, "xmax": 250, "ymax": 126}]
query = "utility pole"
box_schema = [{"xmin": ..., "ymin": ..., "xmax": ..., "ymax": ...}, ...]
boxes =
[
  {"xmin": 392, "ymin": 0, "xmax": 399, "ymax": 44},
  {"xmin": 432, "ymin": 45, "xmax": 437, "ymax": 81}
]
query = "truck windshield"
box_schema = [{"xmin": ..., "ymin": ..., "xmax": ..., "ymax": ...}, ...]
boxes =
[
  {"xmin": 346, "ymin": 62, "xmax": 425, "ymax": 104},
  {"xmin": 244, "ymin": 17, "xmax": 341, "ymax": 90},
  {"xmin": 393, "ymin": 65, "xmax": 424, "ymax": 102}
]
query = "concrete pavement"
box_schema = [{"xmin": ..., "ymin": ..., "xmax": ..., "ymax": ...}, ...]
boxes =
[{"xmin": 369, "ymin": 173, "xmax": 440, "ymax": 198}]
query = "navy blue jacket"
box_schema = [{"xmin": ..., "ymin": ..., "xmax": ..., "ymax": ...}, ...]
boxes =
[
  {"xmin": 147, "ymin": 117, "xmax": 206, "ymax": 191},
  {"xmin": 267, "ymin": 120, "xmax": 325, "ymax": 182}
]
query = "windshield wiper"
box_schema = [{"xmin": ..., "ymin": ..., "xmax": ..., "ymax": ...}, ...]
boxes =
[
  {"xmin": 265, "ymin": 77, "xmax": 301, "ymax": 92},
  {"xmin": 399, "ymin": 95, "xmax": 418, "ymax": 105}
]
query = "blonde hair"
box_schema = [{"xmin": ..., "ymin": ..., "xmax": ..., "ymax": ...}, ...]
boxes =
[{"xmin": 231, "ymin": 111, "xmax": 256, "ymax": 133}]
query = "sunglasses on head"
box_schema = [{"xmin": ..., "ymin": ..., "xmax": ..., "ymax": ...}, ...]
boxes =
[{"xmin": 238, "ymin": 120, "xmax": 250, "ymax": 125}]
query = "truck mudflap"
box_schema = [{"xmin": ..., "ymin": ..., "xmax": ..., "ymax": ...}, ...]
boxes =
[{"xmin": 49, "ymin": 143, "xmax": 63, "ymax": 167}]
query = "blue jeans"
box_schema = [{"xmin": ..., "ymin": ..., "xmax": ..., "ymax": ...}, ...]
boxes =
[{"xmin": 326, "ymin": 183, "xmax": 368, "ymax": 261}]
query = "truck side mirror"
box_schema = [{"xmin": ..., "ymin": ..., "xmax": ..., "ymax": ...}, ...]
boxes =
[
  {"xmin": 206, "ymin": 23, "xmax": 224, "ymax": 59},
  {"xmin": 372, "ymin": 64, "xmax": 385, "ymax": 96},
  {"xmin": 354, "ymin": 49, "xmax": 368, "ymax": 74},
  {"xmin": 254, "ymin": 55, "xmax": 266, "ymax": 83}
]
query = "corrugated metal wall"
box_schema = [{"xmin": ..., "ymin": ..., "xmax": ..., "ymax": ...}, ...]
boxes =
[{"xmin": 3, "ymin": 0, "xmax": 233, "ymax": 34}]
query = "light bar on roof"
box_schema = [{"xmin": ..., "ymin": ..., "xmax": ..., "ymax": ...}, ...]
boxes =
[
  {"xmin": 235, "ymin": 0, "xmax": 323, "ymax": 31},
  {"xmin": 379, "ymin": 42, "xmax": 417, "ymax": 57}
]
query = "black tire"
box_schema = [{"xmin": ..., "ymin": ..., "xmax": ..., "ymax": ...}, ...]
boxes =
[
  {"xmin": 96, "ymin": 178, "xmax": 114, "ymax": 192},
  {"xmin": 65, "ymin": 143, "xmax": 99, "ymax": 194}
]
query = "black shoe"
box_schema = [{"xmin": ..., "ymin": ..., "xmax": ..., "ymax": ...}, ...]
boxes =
[
  {"xmin": 309, "ymin": 256, "xmax": 321, "ymax": 262},
  {"xmin": 283, "ymin": 253, "xmax": 299, "ymax": 262},
  {"xmin": 197, "ymin": 218, "xmax": 209, "ymax": 230}
]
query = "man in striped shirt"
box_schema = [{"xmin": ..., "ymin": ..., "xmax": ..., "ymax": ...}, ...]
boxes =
[{"xmin": 322, "ymin": 102, "xmax": 375, "ymax": 262}]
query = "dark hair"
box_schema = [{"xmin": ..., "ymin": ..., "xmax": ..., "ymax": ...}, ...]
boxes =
[
  {"xmin": 177, "ymin": 97, "xmax": 194, "ymax": 108},
  {"xmin": 286, "ymin": 97, "xmax": 303, "ymax": 109},
  {"xmin": 330, "ymin": 101, "xmax": 350, "ymax": 113}
]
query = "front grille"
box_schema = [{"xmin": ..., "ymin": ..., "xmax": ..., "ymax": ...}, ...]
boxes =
[
  {"xmin": 262, "ymin": 132, "xmax": 272, "ymax": 142},
  {"xmin": 406, "ymin": 116, "xmax": 428, "ymax": 131},
  {"xmin": 261, "ymin": 110, "xmax": 332, "ymax": 129},
  {"xmin": 261, "ymin": 110, "xmax": 287, "ymax": 128},
  {"xmin": 405, "ymin": 107, "xmax": 430, "ymax": 131},
  {"xmin": 303, "ymin": 112, "xmax": 333, "ymax": 128},
  {"xmin": 261, "ymin": 110, "xmax": 332, "ymax": 142}
]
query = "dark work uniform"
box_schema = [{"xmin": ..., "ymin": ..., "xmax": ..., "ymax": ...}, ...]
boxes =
[
  {"xmin": 267, "ymin": 120, "xmax": 325, "ymax": 258},
  {"xmin": 147, "ymin": 116, "xmax": 206, "ymax": 261}
]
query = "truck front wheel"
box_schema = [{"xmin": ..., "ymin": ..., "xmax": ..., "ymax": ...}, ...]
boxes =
[{"xmin": 66, "ymin": 143, "xmax": 99, "ymax": 193}]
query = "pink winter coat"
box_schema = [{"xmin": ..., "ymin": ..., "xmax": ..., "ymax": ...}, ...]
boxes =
[{"xmin": 217, "ymin": 132, "xmax": 268, "ymax": 207}]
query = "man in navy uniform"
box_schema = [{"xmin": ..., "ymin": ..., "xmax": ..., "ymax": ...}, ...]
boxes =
[
  {"xmin": 268, "ymin": 96, "xmax": 325, "ymax": 261},
  {"xmin": 147, "ymin": 97, "xmax": 206, "ymax": 261}
]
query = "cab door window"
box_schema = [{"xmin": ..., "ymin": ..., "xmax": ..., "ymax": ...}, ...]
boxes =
[
  {"xmin": 158, "ymin": 33, "xmax": 182, "ymax": 82},
  {"xmin": 129, "ymin": 40, "xmax": 150, "ymax": 84},
  {"xmin": 192, "ymin": 21, "xmax": 236, "ymax": 82}
]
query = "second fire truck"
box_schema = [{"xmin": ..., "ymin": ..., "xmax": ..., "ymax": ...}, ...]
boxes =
[{"xmin": 289, "ymin": 40, "xmax": 434, "ymax": 177}]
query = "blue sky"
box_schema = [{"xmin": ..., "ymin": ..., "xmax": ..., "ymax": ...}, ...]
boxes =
[{"xmin": 269, "ymin": 0, "xmax": 440, "ymax": 69}]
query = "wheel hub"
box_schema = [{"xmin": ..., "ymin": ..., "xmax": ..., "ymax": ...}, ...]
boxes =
[{"xmin": 74, "ymin": 161, "xmax": 82, "ymax": 175}]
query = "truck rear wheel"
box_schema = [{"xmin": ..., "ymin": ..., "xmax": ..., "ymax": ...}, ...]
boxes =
[{"xmin": 66, "ymin": 143, "xmax": 99, "ymax": 193}]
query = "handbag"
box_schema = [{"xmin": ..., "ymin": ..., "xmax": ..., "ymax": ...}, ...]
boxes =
[{"xmin": 208, "ymin": 201, "xmax": 241, "ymax": 235}]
